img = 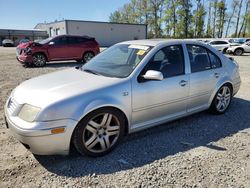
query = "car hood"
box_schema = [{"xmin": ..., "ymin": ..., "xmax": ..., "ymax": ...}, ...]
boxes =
[
  {"xmin": 12, "ymin": 68, "xmax": 122, "ymax": 108},
  {"xmin": 17, "ymin": 41, "xmax": 42, "ymax": 49},
  {"xmin": 230, "ymin": 43, "xmax": 241, "ymax": 46}
]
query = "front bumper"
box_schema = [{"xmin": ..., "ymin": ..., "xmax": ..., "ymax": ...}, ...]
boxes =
[
  {"xmin": 16, "ymin": 54, "xmax": 33, "ymax": 64},
  {"xmin": 226, "ymin": 49, "xmax": 234, "ymax": 54},
  {"xmin": 5, "ymin": 109, "xmax": 77, "ymax": 155}
]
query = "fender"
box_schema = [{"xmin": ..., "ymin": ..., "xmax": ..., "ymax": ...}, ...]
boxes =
[
  {"xmin": 208, "ymin": 75, "xmax": 233, "ymax": 106},
  {"xmin": 72, "ymin": 96, "xmax": 131, "ymax": 128}
]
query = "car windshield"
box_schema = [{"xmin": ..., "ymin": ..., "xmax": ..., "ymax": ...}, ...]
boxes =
[
  {"xmin": 39, "ymin": 37, "xmax": 53, "ymax": 44},
  {"xmin": 82, "ymin": 44, "xmax": 152, "ymax": 78}
]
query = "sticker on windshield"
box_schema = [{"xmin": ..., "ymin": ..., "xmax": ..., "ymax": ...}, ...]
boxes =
[
  {"xmin": 128, "ymin": 45, "xmax": 149, "ymax": 51},
  {"xmin": 137, "ymin": 50, "xmax": 146, "ymax": 56}
]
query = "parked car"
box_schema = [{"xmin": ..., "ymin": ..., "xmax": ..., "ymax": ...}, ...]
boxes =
[
  {"xmin": 226, "ymin": 41, "xmax": 250, "ymax": 56},
  {"xmin": 2, "ymin": 39, "xmax": 14, "ymax": 47},
  {"xmin": 5, "ymin": 40, "xmax": 241, "ymax": 157},
  {"xmin": 19, "ymin": 39, "xmax": 30, "ymax": 44},
  {"xmin": 207, "ymin": 39, "xmax": 239, "ymax": 53},
  {"xmin": 16, "ymin": 35, "xmax": 100, "ymax": 67},
  {"xmin": 228, "ymin": 38, "xmax": 250, "ymax": 44}
]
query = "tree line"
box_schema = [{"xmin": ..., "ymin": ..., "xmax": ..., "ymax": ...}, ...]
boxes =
[{"xmin": 109, "ymin": 0, "xmax": 250, "ymax": 38}]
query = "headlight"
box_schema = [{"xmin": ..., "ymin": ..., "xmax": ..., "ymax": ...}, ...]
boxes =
[{"xmin": 18, "ymin": 104, "xmax": 41, "ymax": 122}]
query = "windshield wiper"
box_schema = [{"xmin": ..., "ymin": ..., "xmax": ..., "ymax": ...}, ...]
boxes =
[{"xmin": 83, "ymin": 69, "xmax": 100, "ymax": 75}]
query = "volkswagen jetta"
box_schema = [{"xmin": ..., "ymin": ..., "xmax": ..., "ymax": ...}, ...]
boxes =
[{"xmin": 5, "ymin": 40, "xmax": 241, "ymax": 157}]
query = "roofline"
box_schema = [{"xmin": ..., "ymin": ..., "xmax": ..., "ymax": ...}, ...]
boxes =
[
  {"xmin": 35, "ymin": 19, "xmax": 147, "ymax": 26},
  {"xmin": 0, "ymin": 28, "xmax": 47, "ymax": 32}
]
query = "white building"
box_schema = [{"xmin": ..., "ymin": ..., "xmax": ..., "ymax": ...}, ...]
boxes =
[{"xmin": 35, "ymin": 20, "xmax": 147, "ymax": 47}]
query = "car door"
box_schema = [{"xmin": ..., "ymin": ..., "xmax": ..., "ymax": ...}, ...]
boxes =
[
  {"xmin": 244, "ymin": 42, "xmax": 250, "ymax": 52},
  {"xmin": 210, "ymin": 41, "xmax": 228, "ymax": 51},
  {"xmin": 67, "ymin": 36, "xmax": 83, "ymax": 59},
  {"xmin": 186, "ymin": 44, "xmax": 224, "ymax": 112},
  {"xmin": 47, "ymin": 36, "xmax": 68, "ymax": 60},
  {"xmin": 131, "ymin": 44, "xmax": 189, "ymax": 129}
]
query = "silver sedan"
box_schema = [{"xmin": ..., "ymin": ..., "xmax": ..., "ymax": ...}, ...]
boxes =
[{"xmin": 5, "ymin": 40, "xmax": 241, "ymax": 157}]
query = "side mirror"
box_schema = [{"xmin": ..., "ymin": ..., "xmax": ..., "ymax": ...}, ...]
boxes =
[
  {"xmin": 142, "ymin": 70, "xmax": 163, "ymax": 81},
  {"xmin": 48, "ymin": 41, "xmax": 55, "ymax": 45}
]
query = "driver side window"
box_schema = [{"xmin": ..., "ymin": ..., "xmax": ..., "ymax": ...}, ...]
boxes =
[{"xmin": 145, "ymin": 45, "xmax": 185, "ymax": 78}]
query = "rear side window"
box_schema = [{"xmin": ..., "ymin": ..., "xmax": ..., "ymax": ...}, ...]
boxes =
[
  {"xmin": 208, "ymin": 51, "xmax": 222, "ymax": 68},
  {"xmin": 187, "ymin": 45, "xmax": 222, "ymax": 72}
]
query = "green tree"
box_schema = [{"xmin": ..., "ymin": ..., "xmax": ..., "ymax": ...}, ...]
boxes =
[
  {"xmin": 225, "ymin": 0, "xmax": 238, "ymax": 37},
  {"xmin": 206, "ymin": 1, "xmax": 213, "ymax": 37},
  {"xmin": 193, "ymin": 0, "xmax": 206, "ymax": 37},
  {"xmin": 216, "ymin": 0, "xmax": 227, "ymax": 38}
]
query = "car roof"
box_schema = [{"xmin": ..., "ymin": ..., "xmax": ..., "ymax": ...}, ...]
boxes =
[
  {"xmin": 119, "ymin": 39, "xmax": 206, "ymax": 47},
  {"xmin": 53, "ymin": 34, "xmax": 93, "ymax": 39}
]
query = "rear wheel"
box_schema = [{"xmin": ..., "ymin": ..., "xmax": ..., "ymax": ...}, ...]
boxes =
[
  {"xmin": 209, "ymin": 85, "xmax": 232, "ymax": 114},
  {"xmin": 73, "ymin": 108, "xmax": 125, "ymax": 157},
  {"xmin": 234, "ymin": 48, "xmax": 243, "ymax": 56},
  {"xmin": 82, "ymin": 52, "xmax": 94, "ymax": 63},
  {"xmin": 32, "ymin": 53, "xmax": 46, "ymax": 67}
]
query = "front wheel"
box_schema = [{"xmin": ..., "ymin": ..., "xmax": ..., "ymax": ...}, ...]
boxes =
[
  {"xmin": 234, "ymin": 48, "xmax": 243, "ymax": 56},
  {"xmin": 32, "ymin": 53, "xmax": 46, "ymax": 67},
  {"xmin": 209, "ymin": 85, "xmax": 232, "ymax": 114},
  {"xmin": 73, "ymin": 108, "xmax": 125, "ymax": 157}
]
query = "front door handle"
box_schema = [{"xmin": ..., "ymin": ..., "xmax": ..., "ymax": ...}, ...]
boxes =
[{"xmin": 179, "ymin": 80, "xmax": 188, "ymax": 86}]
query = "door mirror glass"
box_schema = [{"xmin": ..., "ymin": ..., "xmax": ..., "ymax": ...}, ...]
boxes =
[
  {"xmin": 49, "ymin": 41, "xmax": 55, "ymax": 45},
  {"xmin": 49, "ymin": 41, "xmax": 55, "ymax": 46},
  {"xmin": 143, "ymin": 70, "xmax": 163, "ymax": 81}
]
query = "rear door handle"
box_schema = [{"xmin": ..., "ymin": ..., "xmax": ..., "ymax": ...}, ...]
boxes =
[
  {"xmin": 179, "ymin": 80, "xmax": 188, "ymax": 86},
  {"xmin": 214, "ymin": 73, "xmax": 220, "ymax": 78}
]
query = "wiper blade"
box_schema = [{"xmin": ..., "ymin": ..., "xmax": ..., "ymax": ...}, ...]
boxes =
[{"xmin": 83, "ymin": 69, "xmax": 100, "ymax": 75}]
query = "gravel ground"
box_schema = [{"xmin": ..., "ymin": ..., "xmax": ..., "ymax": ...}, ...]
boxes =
[{"xmin": 0, "ymin": 47, "xmax": 250, "ymax": 188}]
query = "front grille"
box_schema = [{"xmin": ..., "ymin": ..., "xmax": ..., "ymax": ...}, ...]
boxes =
[{"xmin": 7, "ymin": 97, "xmax": 21, "ymax": 116}]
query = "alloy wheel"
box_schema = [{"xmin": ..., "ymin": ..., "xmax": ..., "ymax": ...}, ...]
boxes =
[
  {"xmin": 235, "ymin": 49, "xmax": 243, "ymax": 56},
  {"xmin": 33, "ymin": 54, "xmax": 46, "ymax": 67},
  {"xmin": 216, "ymin": 86, "xmax": 231, "ymax": 112},
  {"xmin": 83, "ymin": 52, "xmax": 94, "ymax": 62},
  {"xmin": 83, "ymin": 113, "xmax": 120, "ymax": 153}
]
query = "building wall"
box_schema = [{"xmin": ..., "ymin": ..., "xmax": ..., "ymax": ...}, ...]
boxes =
[
  {"xmin": 35, "ymin": 21, "xmax": 66, "ymax": 37},
  {"xmin": 66, "ymin": 20, "xmax": 147, "ymax": 46}
]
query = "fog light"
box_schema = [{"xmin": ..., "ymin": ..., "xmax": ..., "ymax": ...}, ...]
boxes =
[{"xmin": 51, "ymin": 127, "xmax": 65, "ymax": 134}]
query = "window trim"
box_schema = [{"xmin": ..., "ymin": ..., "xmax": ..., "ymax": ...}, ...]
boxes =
[
  {"xmin": 139, "ymin": 44, "xmax": 185, "ymax": 80},
  {"xmin": 186, "ymin": 44, "xmax": 222, "ymax": 73}
]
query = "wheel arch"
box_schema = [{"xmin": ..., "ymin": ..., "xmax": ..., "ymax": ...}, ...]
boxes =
[
  {"xmin": 234, "ymin": 47, "xmax": 244, "ymax": 53},
  {"xmin": 208, "ymin": 80, "xmax": 233, "ymax": 106},
  {"xmin": 69, "ymin": 105, "xmax": 130, "ymax": 153},
  {"xmin": 32, "ymin": 52, "xmax": 48, "ymax": 62}
]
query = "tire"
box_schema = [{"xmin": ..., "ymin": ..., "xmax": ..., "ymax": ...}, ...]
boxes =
[
  {"xmin": 32, "ymin": 53, "xmax": 46, "ymax": 67},
  {"xmin": 82, "ymin": 52, "xmax": 94, "ymax": 63},
  {"xmin": 209, "ymin": 84, "xmax": 232, "ymax": 115},
  {"xmin": 222, "ymin": 48, "xmax": 228, "ymax": 54},
  {"xmin": 234, "ymin": 48, "xmax": 243, "ymax": 56},
  {"xmin": 73, "ymin": 107, "xmax": 125, "ymax": 157}
]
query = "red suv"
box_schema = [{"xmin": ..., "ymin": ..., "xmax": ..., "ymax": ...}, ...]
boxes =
[{"xmin": 16, "ymin": 35, "xmax": 100, "ymax": 67}]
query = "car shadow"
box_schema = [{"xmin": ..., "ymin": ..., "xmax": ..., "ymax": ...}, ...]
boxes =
[{"xmin": 34, "ymin": 97, "xmax": 250, "ymax": 177}]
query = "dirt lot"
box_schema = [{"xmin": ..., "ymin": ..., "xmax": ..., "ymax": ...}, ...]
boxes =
[{"xmin": 0, "ymin": 47, "xmax": 250, "ymax": 187}]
